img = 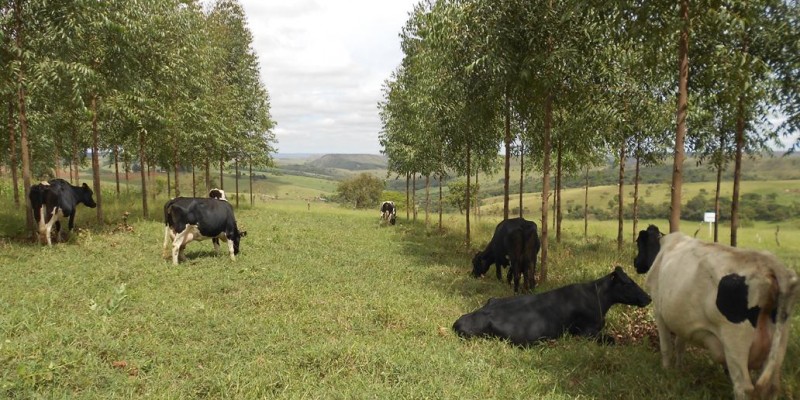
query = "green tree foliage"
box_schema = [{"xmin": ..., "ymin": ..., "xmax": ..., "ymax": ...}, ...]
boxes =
[
  {"xmin": 445, "ymin": 181, "xmax": 478, "ymax": 215},
  {"xmin": 336, "ymin": 173, "xmax": 384, "ymax": 209}
]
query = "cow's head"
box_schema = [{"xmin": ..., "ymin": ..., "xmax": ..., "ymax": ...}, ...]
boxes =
[
  {"xmin": 608, "ymin": 266, "xmax": 651, "ymax": 307},
  {"xmin": 471, "ymin": 251, "xmax": 490, "ymax": 278},
  {"xmin": 80, "ymin": 183, "xmax": 97, "ymax": 208},
  {"xmin": 232, "ymin": 229, "xmax": 247, "ymax": 255},
  {"xmin": 634, "ymin": 225, "xmax": 661, "ymax": 274}
]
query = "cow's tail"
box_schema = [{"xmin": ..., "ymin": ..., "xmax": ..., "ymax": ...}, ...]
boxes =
[{"xmin": 754, "ymin": 267, "xmax": 799, "ymax": 395}]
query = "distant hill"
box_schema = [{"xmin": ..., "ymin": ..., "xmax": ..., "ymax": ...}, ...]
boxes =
[{"xmin": 306, "ymin": 154, "xmax": 387, "ymax": 171}]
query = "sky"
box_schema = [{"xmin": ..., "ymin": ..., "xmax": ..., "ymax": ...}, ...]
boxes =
[{"xmin": 238, "ymin": 0, "xmax": 419, "ymax": 155}]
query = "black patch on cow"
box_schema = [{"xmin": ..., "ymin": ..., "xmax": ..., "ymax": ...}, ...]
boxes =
[{"xmin": 716, "ymin": 274, "xmax": 760, "ymax": 328}]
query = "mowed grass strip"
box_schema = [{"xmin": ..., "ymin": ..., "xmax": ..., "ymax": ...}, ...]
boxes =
[{"xmin": 0, "ymin": 203, "xmax": 798, "ymax": 399}]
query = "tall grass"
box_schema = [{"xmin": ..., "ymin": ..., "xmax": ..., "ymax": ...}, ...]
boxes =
[{"xmin": 0, "ymin": 199, "xmax": 798, "ymax": 399}]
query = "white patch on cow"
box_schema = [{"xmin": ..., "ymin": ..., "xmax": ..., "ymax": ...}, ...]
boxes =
[{"xmin": 38, "ymin": 207, "xmax": 63, "ymax": 246}]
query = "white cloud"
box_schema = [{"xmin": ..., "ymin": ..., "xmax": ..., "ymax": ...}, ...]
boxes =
[{"xmin": 239, "ymin": 0, "xmax": 418, "ymax": 154}]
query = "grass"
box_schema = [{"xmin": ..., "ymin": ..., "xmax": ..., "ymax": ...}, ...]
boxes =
[{"xmin": 1, "ymin": 195, "xmax": 799, "ymax": 399}]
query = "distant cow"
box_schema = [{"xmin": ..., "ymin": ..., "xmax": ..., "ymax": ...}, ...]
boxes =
[
  {"xmin": 454, "ymin": 266, "xmax": 651, "ymax": 345},
  {"xmin": 208, "ymin": 188, "xmax": 227, "ymax": 201},
  {"xmin": 635, "ymin": 225, "xmax": 799, "ymax": 400},
  {"xmin": 162, "ymin": 197, "xmax": 247, "ymax": 265},
  {"xmin": 472, "ymin": 218, "xmax": 540, "ymax": 293},
  {"xmin": 380, "ymin": 201, "xmax": 396, "ymax": 225},
  {"xmin": 28, "ymin": 179, "xmax": 97, "ymax": 245}
]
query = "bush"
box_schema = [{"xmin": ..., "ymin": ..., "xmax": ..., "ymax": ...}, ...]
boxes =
[{"xmin": 336, "ymin": 173, "xmax": 384, "ymax": 209}]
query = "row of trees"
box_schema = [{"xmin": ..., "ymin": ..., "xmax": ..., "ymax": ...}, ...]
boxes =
[
  {"xmin": 378, "ymin": 0, "xmax": 799, "ymax": 282},
  {"xmin": 1, "ymin": 0, "xmax": 275, "ymax": 231}
]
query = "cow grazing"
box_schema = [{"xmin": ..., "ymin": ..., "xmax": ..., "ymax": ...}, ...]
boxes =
[
  {"xmin": 454, "ymin": 266, "xmax": 651, "ymax": 345},
  {"xmin": 380, "ymin": 201, "xmax": 396, "ymax": 225},
  {"xmin": 28, "ymin": 179, "xmax": 97, "ymax": 245},
  {"xmin": 208, "ymin": 188, "xmax": 227, "ymax": 201},
  {"xmin": 162, "ymin": 197, "xmax": 247, "ymax": 265},
  {"xmin": 634, "ymin": 225, "xmax": 799, "ymax": 400},
  {"xmin": 472, "ymin": 217, "xmax": 540, "ymax": 293}
]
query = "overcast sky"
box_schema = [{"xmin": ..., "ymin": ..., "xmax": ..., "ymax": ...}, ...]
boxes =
[{"xmin": 238, "ymin": 1, "xmax": 418, "ymax": 155}]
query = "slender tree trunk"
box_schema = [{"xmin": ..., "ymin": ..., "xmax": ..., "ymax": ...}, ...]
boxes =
[
  {"xmin": 632, "ymin": 149, "xmax": 641, "ymax": 243},
  {"xmin": 114, "ymin": 145, "xmax": 120, "ymax": 197},
  {"xmin": 466, "ymin": 143, "xmax": 472, "ymax": 248},
  {"xmin": 235, "ymin": 158, "xmax": 239, "ymax": 208},
  {"xmin": 219, "ymin": 157, "xmax": 224, "ymax": 190},
  {"xmin": 556, "ymin": 139, "xmax": 563, "ymax": 242},
  {"xmin": 172, "ymin": 139, "xmax": 180, "ymax": 197},
  {"xmin": 617, "ymin": 141, "xmax": 625, "ymax": 251},
  {"xmin": 72, "ymin": 127, "xmax": 79, "ymax": 185},
  {"xmin": 53, "ymin": 138, "xmax": 61, "ymax": 179},
  {"xmin": 670, "ymin": 0, "xmax": 690, "ymax": 233},
  {"xmin": 8, "ymin": 100, "xmax": 19, "ymax": 208},
  {"xmin": 503, "ymin": 92, "xmax": 511, "ymax": 220},
  {"xmin": 731, "ymin": 100, "xmax": 745, "ymax": 247},
  {"xmin": 519, "ymin": 142, "xmax": 524, "ymax": 218},
  {"xmin": 139, "ymin": 130, "xmax": 149, "ymax": 219},
  {"xmin": 124, "ymin": 153, "xmax": 129, "ymax": 194},
  {"xmin": 552, "ymin": 182, "xmax": 556, "ymax": 230},
  {"xmin": 412, "ymin": 173, "xmax": 417, "ymax": 221},
  {"xmin": 205, "ymin": 158, "xmax": 211, "ymax": 192},
  {"xmin": 406, "ymin": 172, "xmax": 410, "ymax": 220},
  {"xmin": 438, "ymin": 173, "xmax": 443, "ymax": 230},
  {"xmin": 248, "ymin": 159, "xmax": 253, "ymax": 206},
  {"xmin": 15, "ymin": 0, "xmax": 33, "ymax": 232},
  {"xmin": 540, "ymin": 92, "xmax": 552, "ymax": 283},
  {"xmin": 192, "ymin": 161, "xmax": 196, "ymax": 197},
  {"xmin": 424, "ymin": 174, "xmax": 430, "ymax": 227},
  {"xmin": 475, "ymin": 169, "xmax": 480, "ymax": 221},
  {"xmin": 584, "ymin": 166, "xmax": 589, "ymax": 239},
  {"xmin": 90, "ymin": 95, "xmax": 103, "ymax": 224},
  {"xmin": 166, "ymin": 167, "xmax": 171, "ymax": 198},
  {"xmin": 714, "ymin": 160, "xmax": 722, "ymax": 243}
]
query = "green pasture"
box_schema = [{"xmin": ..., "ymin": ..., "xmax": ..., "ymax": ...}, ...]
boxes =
[{"xmin": 1, "ymin": 197, "xmax": 799, "ymax": 399}]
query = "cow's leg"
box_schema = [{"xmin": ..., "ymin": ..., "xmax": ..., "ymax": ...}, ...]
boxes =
[
  {"xmin": 522, "ymin": 264, "xmax": 530, "ymax": 292},
  {"xmin": 723, "ymin": 346, "xmax": 755, "ymax": 400},
  {"xmin": 162, "ymin": 226, "xmax": 173, "ymax": 259},
  {"xmin": 213, "ymin": 238, "xmax": 220, "ymax": 253},
  {"xmin": 495, "ymin": 264, "xmax": 503, "ymax": 280},
  {"xmin": 655, "ymin": 313, "xmax": 675, "ymax": 368},
  {"xmin": 226, "ymin": 236, "xmax": 236, "ymax": 261},
  {"xmin": 172, "ymin": 231, "xmax": 188, "ymax": 265},
  {"xmin": 36, "ymin": 205, "xmax": 47, "ymax": 245}
]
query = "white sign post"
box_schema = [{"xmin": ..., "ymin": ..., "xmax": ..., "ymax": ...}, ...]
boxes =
[{"xmin": 704, "ymin": 212, "xmax": 716, "ymax": 237}]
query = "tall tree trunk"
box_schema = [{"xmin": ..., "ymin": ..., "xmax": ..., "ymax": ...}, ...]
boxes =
[
  {"xmin": 412, "ymin": 173, "xmax": 417, "ymax": 221},
  {"xmin": 731, "ymin": 99, "xmax": 745, "ymax": 247},
  {"xmin": 205, "ymin": 158, "xmax": 211, "ymax": 192},
  {"xmin": 584, "ymin": 166, "xmax": 589, "ymax": 239},
  {"xmin": 90, "ymin": 95, "xmax": 103, "ymax": 224},
  {"xmin": 475, "ymin": 169, "xmax": 480, "ymax": 221},
  {"xmin": 72, "ymin": 127, "xmax": 79, "ymax": 185},
  {"xmin": 139, "ymin": 130, "xmax": 149, "ymax": 219},
  {"xmin": 466, "ymin": 143, "xmax": 472, "ymax": 248},
  {"xmin": 219, "ymin": 157, "xmax": 224, "ymax": 190},
  {"xmin": 249, "ymin": 160, "xmax": 254, "ymax": 207},
  {"xmin": 424, "ymin": 174, "xmax": 430, "ymax": 227},
  {"xmin": 172, "ymin": 139, "xmax": 180, "ymax": 197},
  {"xmin": 552, "ymin": 182, "xmax": 556, "ymax": 230},
  {"xmin": 617, "ymin": 141, "xmax": 626, "ymax": 251},
  {"xmin": 632, "ymin": 148, "xmax": 641, "ymax": 243},
  {"xmin": 15, "ymin": 0, "xmax": 33, "ymax": 232},
  {"xmin": 670, "ymin": 0, "xmax": 690, "ymax": 233},
  {"xmin": 235, "ymin": 158, "xmax": 239, "ymax": 208},
  {"xmin": 124, "ymin": 152, "xmax": 129, "ymax": 194},
  {"xmin": 8, "ymin": 100, "xmax": 19, "ymax": 208},
  {"xmin": 714, "ymin": 160, "xmax": 722, "ymax": 243},
  {"xmin": 519, "ymin": 142, "xmax": 524, "ymax": 218},
  {"xmin": 406, "ymin": 172, "xmax": 410, "ymax": 220},
  {"xmin": 438, "ymin": 173, "xmax": 443, "ymax": 230},
  {"xmin": 166, "ymin": 167, "xmax": 171, "ymax": 198},
  {"xmin": 53, "ymin": 137, "xmax": 61, "ymax": 178},
  {"xmin": 503, "ymin": 92, "xmax": 511, "ymax": 220},
  {"xmin": 540, "ymin": 92, "xmax": 552, "ymax": 283},
  {"xmin": 191, "ymin": 161, "xmax": 196, "ymax": 197},
  {"xmin": 556, "ymin": 139, "xmax": 563, "ymax": 243},
  {"xmin": 114, "ymin": 145, "xmax": 120, "ymax": 197}
]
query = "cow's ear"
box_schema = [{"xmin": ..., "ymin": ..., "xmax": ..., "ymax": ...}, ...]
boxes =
[{"xmin": 82, "ymin": 183, "xmax": 90, "ymax": 190}]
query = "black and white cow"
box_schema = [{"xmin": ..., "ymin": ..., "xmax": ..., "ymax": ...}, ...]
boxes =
[
  {"xmin": 28, "ymin": 179, "xmax": 97, "ymax": 245},
  {"xmin": 472, "ymin": 217, "xmax": 540, "ymax": 293},
  {"xmin": 454, "ymin": 266, "xmax": 651, "ymax": 346},
  {"xmin": 635, "ymin": 225, "xmax": 799, "ymax": 400},
  {"xmin": 208, "ymin": 188, "xmax": 227, "ymax": 201},
  {"xmin": 162, "ymin": 197, "xmax": 247, "ymax": 265},
  {"xmin": 380, "ymin": 201, "xmax": 396, "ymax": 225}
]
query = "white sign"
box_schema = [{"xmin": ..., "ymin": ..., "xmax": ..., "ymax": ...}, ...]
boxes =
[{"xmin": 704, "ymin": 212, "xmax": 716, "ymax": 223}]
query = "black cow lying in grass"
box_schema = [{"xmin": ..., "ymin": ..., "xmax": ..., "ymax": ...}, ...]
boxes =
[
  {"xmin": 454, "ymin": 267, "xmax": 651, "ymax": 346},
  {"xmin": 471, "ymin": 217, "xmax": 540, "ymax": 293}
]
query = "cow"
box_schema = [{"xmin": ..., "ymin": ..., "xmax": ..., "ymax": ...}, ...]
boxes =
[
  {"xmin": 162, "ymin": 197, "xmax": 247, "ymax": 265},
  {"xmin": 454, "ymin": 266, "xmax": 651, "ymax": 346},
  {"xmin": 471, "ymin": 217, "xmax": 540, "ymax": 293},
  {"xmin": 28, "ymin": 179, "xmax": 97, "ymax": 245},
  {"xmin": 380, "ymin": 201, "xmax": 396, "ymax": 225},
  {"xmin": 208, "ymin": 188, "xmax": 227, "ymax": 201},
  {"xmin": 634, "ymin": 225, "xmax": 799, "ymax": 400}
]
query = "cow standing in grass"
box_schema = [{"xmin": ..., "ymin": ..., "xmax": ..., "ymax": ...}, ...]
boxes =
[
  {"xmin": 28, "ymin": 179, "xmax": 97, "ymax": 245},
  {"xmin": 380, "ymin": 201, "xmax": 396, "ymax": 225},
  {"xmin": 635, "ymin": 225, "xmax": 799, "ymax": 400},
  {"xmin": 162, "ymin": 196, "xmax": 246, "ymax": 265},
  {"xmin": 472, "ymin": 218, "xmax": 540, "ymax": 293}
]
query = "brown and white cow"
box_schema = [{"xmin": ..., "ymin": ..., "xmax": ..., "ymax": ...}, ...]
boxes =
[{"xmin": 635, "ymin": 225, "xmax": 798, "ymax": 400}]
